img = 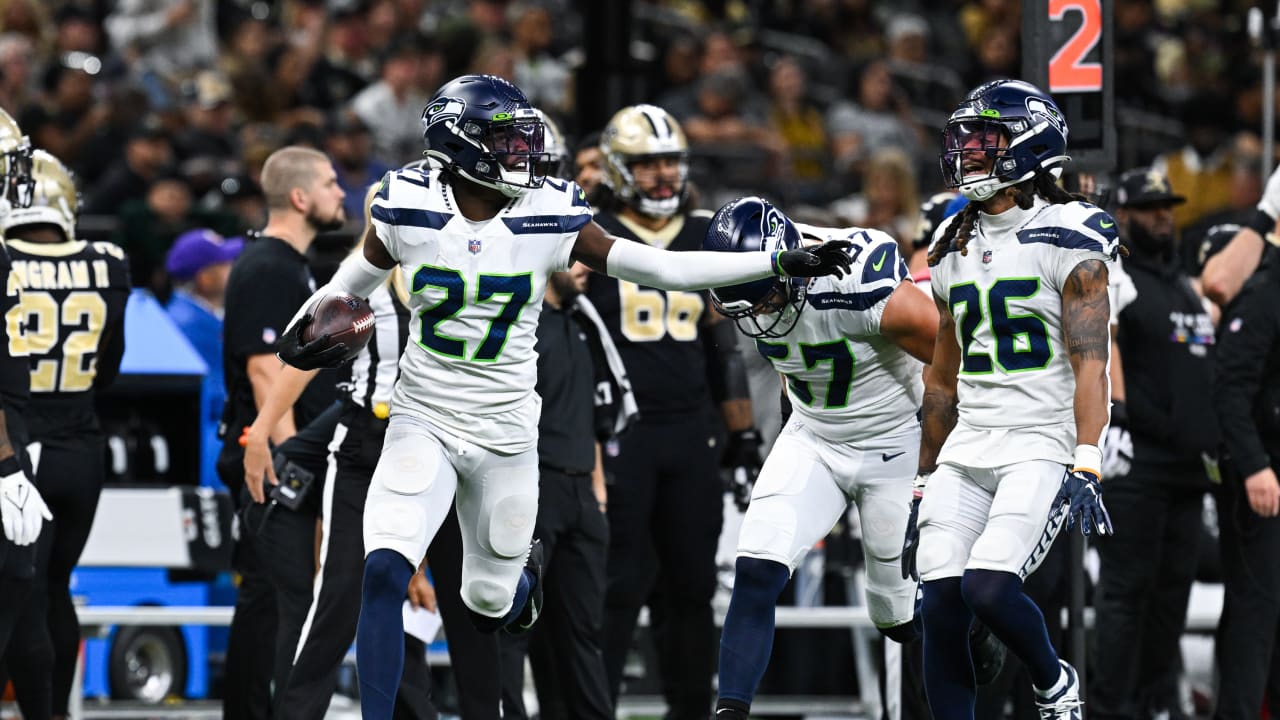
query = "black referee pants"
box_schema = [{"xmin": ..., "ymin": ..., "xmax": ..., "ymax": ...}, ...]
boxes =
[
  {"xmin": 602, "ymin": 413, "xmax": 722, "ymax": 719},
  {"xmin": 0, "ymin": 412, "xmax": 35, "ymax": 661},
  {"xmin": 219, "ymin": 404, "xmax": 337, "ymax": 720},
  {"xmin": 1091, "ymin": 469, "xmax": 1205, "ymax": 720},
  {"xmin": 1214, "ymin": 462, "xmax": 1280, "ymax": 719},
  {"xmin": 278, "ymin": 416, "xmax": 501, "ymax": 720},
  {"xmin": 499, "ymin": 467, "xmax": 612, "ymax": 720}
]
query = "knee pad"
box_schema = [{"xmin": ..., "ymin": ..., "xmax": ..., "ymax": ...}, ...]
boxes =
[
  {"xmin": 479, "ymin": 491, "xmax": 537, "ymax": 558},
  {"xmin": 969, "ymin": 524, "xmax": 1049, "ymax": 577},
  {"xmin": 737, "ymin": 501, "xmax": 801, "ymax": 569},
  {"xmin": 878, "ymin": 618, "xmax": 921, "ymax": 644},
  {"xmin": 365, "ymin": 496, "xmax": 424, "ymax": 542},
  {"xmin": 917, "ymin": 527, "xmax": 968, "ymax": 581},
  {"xmin": 461, "ymin": 553, "xmax": 518, "ymax": 616}
]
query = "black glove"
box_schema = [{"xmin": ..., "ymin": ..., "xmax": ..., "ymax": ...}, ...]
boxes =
[
  {"xmin": 1052, "ymin": 468, "xmax": 1113, "ymax": 536},
  {"xmin": 901, "ymin": 473, "xmax": 928, "ymax": 581},
  {"xmin": 276, "ymin": 313, "xmax": 352, "ymax": 371},
  {"xmin": 775, "ymin": 239, "xmax": 854, "ymax": 279},
  {"xmin": 1102, "ymin": 400, "xmax": 1132, "ymax": 479},
  {"xmin": 722, "ymin": 429, "xmax": 763, "ymax": 512}
]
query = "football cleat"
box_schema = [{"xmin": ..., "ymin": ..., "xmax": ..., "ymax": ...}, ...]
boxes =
[
  {"xmin": 1035, "ymin": 660, "xmax": 1083, "ymax": 720},
  {"xmin": 506, "ymin": 538, "xmax": 544, "ymax": 635}
]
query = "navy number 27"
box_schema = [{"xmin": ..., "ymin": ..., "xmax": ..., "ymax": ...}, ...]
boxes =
[
  {"xmin": 948, "ymin": 278, "xmax": 1052, "ymax": 374},
  {"xmin": 413, "ymin": 266, "xmax": 532, "ymax": 361}
]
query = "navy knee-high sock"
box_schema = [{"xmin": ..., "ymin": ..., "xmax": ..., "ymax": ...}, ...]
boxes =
[
  {"xmin": 502, "ymin": 570, "xmax": 533, "ymax": 626},
  {"xmin": 960, "ymin": 568, "xmax": 1060, "ymax": 689},
  {"xmin": 717, "ymin": 557, "xmax": 790, "ymax": 707},
  {"xmin": 921, "ymin": 577, "xmax": 977, "ymax": 720},
  {"xmin": 357, "ymin": 549, "xmax": 414, "ymax": 720}
]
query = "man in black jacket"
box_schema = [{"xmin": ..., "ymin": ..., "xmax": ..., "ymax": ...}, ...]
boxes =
[
  {"xmin": 1092, "ymin": 168, "xmax": 1219, "ymax": 720},
  {"xmin": 1213, "ymin": 233, "xmax": 1280, "ymax": 719}
]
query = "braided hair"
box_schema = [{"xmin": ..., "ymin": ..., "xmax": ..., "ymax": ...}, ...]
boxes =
[{"xmin": 925, "ymin": 173, "xmax": 1091, "ymax": 266}]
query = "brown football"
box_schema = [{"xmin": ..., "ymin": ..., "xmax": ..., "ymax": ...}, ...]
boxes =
[{"xmin": 301, "ymin": 293, "xmax": 375, "ymax": 360}]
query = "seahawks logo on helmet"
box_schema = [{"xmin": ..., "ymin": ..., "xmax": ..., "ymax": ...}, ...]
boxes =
[
  {"xmin": 762, "ymin": 205, "xmax": 787, "ymax": 251},
  {"xmin": 1026, "ymin": 97, "xmax": 1067, "ymax": 138},
  {"xmin": 422, "ymin": 97, "xmax": 466, "ymax": 130}
]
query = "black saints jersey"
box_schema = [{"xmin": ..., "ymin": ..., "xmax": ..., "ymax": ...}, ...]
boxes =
[
  {"xmin": 0, "ymin": 242, "xmax": 28, "ymax": 415},
  {"xmin": 586, "ymin": 210, "xmax": 714, "ymax": 418},
  {"xmin": 5, "ymin": 239, "xmax": 130, "ymax": 423}
]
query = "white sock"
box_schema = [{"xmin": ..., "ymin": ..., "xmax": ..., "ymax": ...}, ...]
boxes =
[{"xmin": 1034, "ymin": 664, "xmax": 1068, "ymax": 698}]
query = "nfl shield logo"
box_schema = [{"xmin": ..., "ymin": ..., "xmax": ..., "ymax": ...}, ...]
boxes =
[
  {"xmin": 468, "ymin": 238, "xmax": 482, "ymax": 254},
  {"xmin": 982, "ymin": 250, "xmax": 992, "ymax": 264}
]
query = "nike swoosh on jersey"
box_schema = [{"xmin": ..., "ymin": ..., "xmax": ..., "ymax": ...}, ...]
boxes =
[
  {"xmin": 1099, "ymin": 220, "xmax": 1114, "ymax": 228},
  {"xmin": 882, "ymin": 451, "xmax": 906, "ymax": 462},
  {"xmin": 872, "ymin": 252, "xmax": 887, "ymax": 271}
]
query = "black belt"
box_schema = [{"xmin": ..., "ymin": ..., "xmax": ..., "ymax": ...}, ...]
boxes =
[{"xmin": 538, "ymin": 462, "xmax": 591, "ymax": 478}]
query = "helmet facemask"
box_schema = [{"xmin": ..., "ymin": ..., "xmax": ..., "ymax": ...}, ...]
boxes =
[
  {"xmin": 424, "ymin": 102, "xmax": 553, "ymax": 198},
  {"xmin": 608, "ymin": 152, "xmax": 688, "ymax": 218},
  {"xmin": 713, "ymin": 278, "xmax": 808, "ymax": 339},
  {"xmin": 3, "ymin": 149, "xmax": 78, "ymax": 241}
]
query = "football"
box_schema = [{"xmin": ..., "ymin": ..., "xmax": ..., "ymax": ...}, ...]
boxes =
[{"xmin": 301, "ymin": 293, "xmax": 375, "ymax": 360}]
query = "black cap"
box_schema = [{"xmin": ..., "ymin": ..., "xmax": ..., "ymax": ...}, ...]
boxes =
[
  {"xmin": 128, "ymin": 114, "xmax": 170, "ymax": 142},
  {"xmin": 1197, "ymin": 222, "xmax": 1243, "ymax": 273},
  {"xmin": 1113, "ymin": 167, "xmax": 1186, "ymax": 209}
]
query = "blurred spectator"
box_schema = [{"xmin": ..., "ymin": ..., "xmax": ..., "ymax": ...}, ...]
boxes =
[
  {"xmin": 681, "ymin": 69, "xmax": 785, "ymax": 182},
  {"xmin": 1152, "ymin": 94, "xmax": 1237, "ymax": 232},
  {"xmin": 1181, "ymin": 137, "xmax": 1263, "ymax": 276},
  {"xmin": 573, "ymin": 131, "xmax": 604, "ymax": 195},
  {"xmin": 325, "ymin": 110, "xmax": 392, "ymax": 219},
  {"xmin": 883, "ymin": 13, "xmax": 963, "ymax": 119},
  {"xmin": 296, "ymin": 3, "xmax": 376, "ymax": 112},
  {"xmin": 766, "ymin": 55, "xmax": 829, "ymax": 203},
  {"xmin": 261, "ymin": 43, "xmax": 327, "ymax": 130},
  {"xmin": 1093, "ymin": 168, "xmax": 1218, "ymax": 720},
  {"xmin": 830, "ymin": 147, "xmax": 920, "ymax": 248},
  {"xmin": 965, "ymin": 23, "xmax": 1020, "ymax": 86},
  {"xmin": 214, "ymin": 174, "xmax": 267, "ymax": 232},
  {"xmin": 471, "ymin": 36, "xmax": 517, "ymax": 81},
  {"xmin": 52, "ymin": 5, "xmax": 102, "ymax": 56},
  {"xmin": 111, "ymin": 173, "xmax": 240, "ymax": 295},
  {"xmin": 958, "ymin": 0, "xmax": 1021, "ymax": 51},
  {"xmin": 19, "ymin": 52, "xmax": 111, "ymax": 175},
  {"xmin": 84, "ymin": 114, "xmax": 173, "ymax": 215},
  {"xmin": 0, "ymin": 33, "xmax": 34, "ymax": 115},
  {"xmin": 175, "ymin": 70, "xmax": 238, "ymax": 163},
  {"xmin": 657, "ymin": 27, "xmax": 764, "ymax": 122},
  {"xmin": 510, "ymin": 2, "xmax": 573, "ymax": 117},
  {"xmin": 0, "ymin": 0, "xmax": 49, "ymax": 44},
  {"xmin": 221, "ymin": 12, "xmax": 279, "ymax": 124},
  {"xmin": 165, "ymin": 228, "xmax": 243, "ymax": 422},
  {"xmin": 827, "ymin": 60, "xmax": 923, "ymax": 180},
  {"xmin": 105, "ymin": 0, "xmax": 218, "ymax": 108},
  {"xmin": 351, "ymin": 34, "xmax": 429, "ymax": 163}
]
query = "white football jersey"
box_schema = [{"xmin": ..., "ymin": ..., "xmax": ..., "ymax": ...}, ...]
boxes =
[
  {"xmin": 929, "ymin": 197, "xmax": 1119, "ymax": 467},
  {"xmin": 756, "ymin": 225, "xmax": 924, "ymax": 443},
  {"xmin": 369, "ymin": 165, "xmax": 592, "ymax": 453}
]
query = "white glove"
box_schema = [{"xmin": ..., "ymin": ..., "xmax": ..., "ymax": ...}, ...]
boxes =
[
  {"xmin": 1101, "ymin": 425, "xmax": 1133, "ymax": 479},
  {"xmin": 0, "ymin": 460, "xmax": 51, "ymax": 546},
  {"xmin": 1258, "ymin": 164, "xmax": 1280, "ymax": 221}
]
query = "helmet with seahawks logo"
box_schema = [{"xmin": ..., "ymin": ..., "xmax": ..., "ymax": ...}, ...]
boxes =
[
  {"xmin": 940, "ymin": 79, "xmax": 1070, "ymax": 202},
  {"xmin": 703, "ymin": 196, "xmax": 808, "ymax": 338},
  {"xmin": 421, "ymin": 74, "xmax": 553, "ymax": 197},
  {"xmin": 599, "ymin": 104, "xmax": 689, "ymax": 218}
]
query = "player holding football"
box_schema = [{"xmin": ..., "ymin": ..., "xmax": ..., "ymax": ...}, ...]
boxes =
[
  {"xmin": 274, "ymin": 74, "xmax": 853, "ymax": 719},
  {"xmin": 701, "ymin": 196, "xmax": 938, "ymax": 718},
  {"xmin": 901, "ymin": 79, "xmax": 1118, "ymax": 720}
]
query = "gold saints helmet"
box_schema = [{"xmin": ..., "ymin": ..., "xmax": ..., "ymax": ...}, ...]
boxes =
[
  {"xmin": 3, "ymin": 149, "xmax": 78, "ymax": 241},
  {"xmin": 599, "ymin": 104, "xmax": 689, "ymax": 218},
  {"xmin": 0, "ymin": 107, "xmax": 34, "ymax": 213}
]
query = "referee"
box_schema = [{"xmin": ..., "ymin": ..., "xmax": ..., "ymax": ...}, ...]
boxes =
[
  {"xmin": 218, "ymin": 146, "xmax": 346, "ymax": 717},
  {"xmin": 500, "ymin": 260, "xmax": 636, "ymax": 720}
]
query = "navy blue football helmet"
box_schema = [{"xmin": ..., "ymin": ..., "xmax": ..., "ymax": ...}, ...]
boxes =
[
  {"xmin": 703, "ymin": 196, "xmax": 808, "ymax": 338},
  {"xmin": 421, "ymin": 75, "xmax": 553, "ymax": 197},
  {"xmin": 940, "ymin": 79, "xmax": 1070, "ymax": 201}
]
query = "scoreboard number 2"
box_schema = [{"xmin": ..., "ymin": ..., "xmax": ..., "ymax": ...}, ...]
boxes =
[{"xmin": 1048, "ymin": 0, "xmax": 1103, "ymax": 92}]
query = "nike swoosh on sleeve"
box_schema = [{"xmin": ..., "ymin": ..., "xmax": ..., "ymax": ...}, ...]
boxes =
[{"xmin": 872, "ymin": 253, "xmax": 886, "ymax": 271}]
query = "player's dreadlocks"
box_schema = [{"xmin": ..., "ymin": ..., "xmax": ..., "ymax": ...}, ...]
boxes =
[{"xmin": 926, "ymin": 173, "xmax": 1094, "ymax": 266}]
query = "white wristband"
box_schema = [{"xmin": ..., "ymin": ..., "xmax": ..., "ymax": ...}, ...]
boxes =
[{"xmin": 1073, "ymin": 444, "xmax": 1103, "ymax": 474}]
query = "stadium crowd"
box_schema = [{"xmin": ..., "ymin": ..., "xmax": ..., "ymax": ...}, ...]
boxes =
[{"xmin": 0, "ymin": 0, "xmax": 1276, "ymax": 719}]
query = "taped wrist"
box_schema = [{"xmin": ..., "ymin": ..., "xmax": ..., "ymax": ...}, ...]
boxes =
[
  {"xmin": 1073, "ymin": 444, "xmax": 1102, "ymax": 476},
  {"xmin": 331, "ymin": 253, "xmax": 392, "ymax": 299}
]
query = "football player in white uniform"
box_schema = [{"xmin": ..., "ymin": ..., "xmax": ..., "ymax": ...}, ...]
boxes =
[
  {"xmin": 900, "ymin": 80, "xmax": 1119, "ymax": 720},
  {"xmin": 700, "ymin": 196, "xmax": 938, "ymax": 718},
  {"xmin": 274, "ymin": 75, "xmax": 853, "ymax": 719}
]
